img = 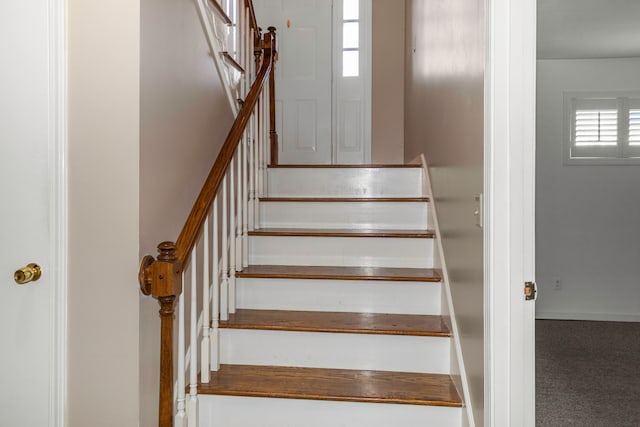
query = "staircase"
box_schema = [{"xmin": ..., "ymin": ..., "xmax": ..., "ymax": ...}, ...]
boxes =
[{"xmin": 197, "ymin": 164, "xmax": 464, "ymax": 426}]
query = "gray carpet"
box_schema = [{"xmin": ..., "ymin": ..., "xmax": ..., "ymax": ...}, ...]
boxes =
[{"xmin": 536, "ymin": 320, "xmax": 640, "ymax": 426}]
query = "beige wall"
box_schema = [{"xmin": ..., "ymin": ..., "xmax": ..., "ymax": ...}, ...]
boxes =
[
  {"xmin": 371, "ymin": 0, "xmax": 405, "ymax": 164},
  {"xmin": 138, "ymin": 0, "xmax": 235, "ymax": 424},
  {"xmin": 67, "ymin": 0, "xmax": 141, "ymax": 425},
  {"xmin": 404, "ymin": 0, "xmax": 484, "ymax": 425}
]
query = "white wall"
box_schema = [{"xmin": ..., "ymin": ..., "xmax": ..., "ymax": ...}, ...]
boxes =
[
  {"xmin": 67, "ymin": 0, "xmax": 140, "ymax": 425},
  {"xmin": 139, "ymin": 0, "xmax": 235, "ymax": 425},
  {"xmin": 404, "ymin": 0, "xmax": 484, "ymax": 424},
  {"xmin": 536, "ymin": 58, "xmax": 640, "ymax": 322}
]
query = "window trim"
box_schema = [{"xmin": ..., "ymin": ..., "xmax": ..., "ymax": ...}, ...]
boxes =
[{"xmin": 563, "ymin": 91, "xmax": 640, "ymax": 165}]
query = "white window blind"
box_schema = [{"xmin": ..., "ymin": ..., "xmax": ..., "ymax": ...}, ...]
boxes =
[
  {"xmin": 574, "ymin": 110, "xmax": 617, "ymax": 146},
  {"xmin": 565, "ymin": 92, "xmax": 640, "ymax": 163},
  {"xmin": 629, "ymin": 109, "xmax": 640, "ymax": 146}
]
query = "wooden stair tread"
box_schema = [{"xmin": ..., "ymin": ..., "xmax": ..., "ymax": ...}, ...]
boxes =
[
  {"xmin": 268, "ymin": 164, "xmax": 421, "ymax": 168},
  {"xmin": 248, "ymin": 228, "xmax": 435, "ymax": 238},
  {"xmin": 219, "ymin": 309, "xmax": 450, "ymax": 337},
  {"xmin": 199, "ymin": 364, "xmax": 462, "ymax": 407},
  {"xmin": 260, "ymin": 197, "xmax": 430, "ymax": 202},
  {"xmin": 237, "ymin": 265, "xmax": 442, "ymax": 282}
]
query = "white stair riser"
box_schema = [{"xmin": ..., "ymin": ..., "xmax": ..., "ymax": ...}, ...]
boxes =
[
  {"xmin": 249, "ymin": 236, "xmax": 434, "ymax": 268},
  {"xmin": 200, "ymin": 395, "xmax": 462, "ymax": 427},
  {"xmin": 220, "ymin": 329, "xmax": 451, "ymax": 374},
  {"xmin": 267, "ymin": 168, "xmax": 424, "ymax": 197},
  {"xmin": 237, "ymin": 278, "xmax": 442, "ymax": 315},
  {"xmin": 260, "ymin": 201, "xmax": 429, "ymax": 229}
]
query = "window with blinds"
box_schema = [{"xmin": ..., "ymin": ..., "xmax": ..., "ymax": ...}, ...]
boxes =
[
  {"xmin": 629, "ymin": 109, "xmax": 640, "ymax": 146},
  {"xmin": 565, "ymin": 92, "xmax": 640, "ymax": 163},
  {"xmin": 574, "ymin": 110, "xmax": 617, "ymax": 146}
]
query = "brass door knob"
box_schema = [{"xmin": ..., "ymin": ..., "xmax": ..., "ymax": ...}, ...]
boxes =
[{"xmin": 14, "ymin": 263, "xmax": 42, "ymax": 285}]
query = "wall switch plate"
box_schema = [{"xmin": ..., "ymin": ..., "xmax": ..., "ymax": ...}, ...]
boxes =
[
  {"xmin": 552, "ymin": 277, "xmax": 562, "ymax": 290},
  {"xmin": 474, "ymin": 193, "xmax": 483, "ymax": 228}
]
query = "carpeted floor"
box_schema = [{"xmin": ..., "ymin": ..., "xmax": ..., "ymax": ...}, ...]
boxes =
[{"xmin": 536, "ymin": 320, "xmax": 640, "ymax": 426}]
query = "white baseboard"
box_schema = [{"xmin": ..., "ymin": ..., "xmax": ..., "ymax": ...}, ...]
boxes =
[{"xmin": 536, "ymin": 311, "xmax": 640, "ymax": 323}]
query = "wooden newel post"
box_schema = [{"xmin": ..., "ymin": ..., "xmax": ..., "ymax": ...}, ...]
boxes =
[
  {"xmin": 267, "ymin": 26, "xmax": 278, "ymax": 165},
  {"xmin": 139, "ymin": 241, "xmax": 183, "ymax": 427}
]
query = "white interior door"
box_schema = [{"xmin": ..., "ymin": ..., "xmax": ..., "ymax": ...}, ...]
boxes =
[
  {"xmin": 256, "ymin": 0, "xmax": 334, "ymax": 164},
  {"xmin": 0, "ymin": 0, "xmax": 63, "ymax": 425},
  {"xmin": 255, "ymin": 0, "xmax": 371, "ymax": 164}
]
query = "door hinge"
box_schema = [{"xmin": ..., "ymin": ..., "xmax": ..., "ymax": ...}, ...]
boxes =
[{"xmin": 524, "ymin": 281, "xmax": 537, "ymax": 301}]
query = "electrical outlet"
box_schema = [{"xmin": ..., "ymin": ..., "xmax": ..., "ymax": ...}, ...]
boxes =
[{"xmin": 552, "ymin": 277, "xmax": 562, "ymax": 290}]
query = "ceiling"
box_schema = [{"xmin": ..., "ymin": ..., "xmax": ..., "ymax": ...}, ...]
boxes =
[{"xmin": 537, "ymin": 0, "xmax": 640, "ymax": 59}]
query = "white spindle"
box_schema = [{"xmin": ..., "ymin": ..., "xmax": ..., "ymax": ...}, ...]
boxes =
[
  {"xmin": 254, "ymin": 95, "xmax": 261, "ymax": 227},
  {"xmin": 187, "ymin": 249, "xmax": 199, "ymax": 425},
  {"xmin": 245, "ymin": 8, "xmax": 250, "ymax": 94},
  {"xmin": 229, "ymin": 156, "xmax": 237, "ymax": 313},
  {"xmin": 236, "ymin": 143, "xmax": 243, "ymax": 271},
  {"xmin": 237, "ymin": 0, "xmax": 242, "ymax": 64},
  {"xmin": 201, "ymin": 217, "xmax": 211, "ymax": 382},
  {"xmin": 176, "ymin": 289, "xmax": 187, "ymax": 427},
  {"xmin": 242, "ymin": 125, "xmax": 249, "ymax": 267},
  {"xmin": 211, "ymin": 199, "xmax": 220, "ymax": 371},
  {"xmin": 221, "ymin": 175, "xmax": 229, "ymax": 321},
  {"xmin": 248, "ymin": 110, "xmax": 256, "ymax": 231},
  {"xmin": 236, "ymin": 1, "xmax": 242, "ymax": 95},
  {"xmin": 261, "ymin": 88, "xmax": 268, "ymax": 195},
  {"xmin": 256, "ymin": 94, "xmax": 264, "ymax": 222}
]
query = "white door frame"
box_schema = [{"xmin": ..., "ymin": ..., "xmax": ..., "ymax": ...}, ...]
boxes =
[
  {"xmin": 484, "ymin": 0, "xmax": 536, "ymax": 426},
  {"xmin": 48, "ymin": 0, "xmax": 67, "ymax": 424}
]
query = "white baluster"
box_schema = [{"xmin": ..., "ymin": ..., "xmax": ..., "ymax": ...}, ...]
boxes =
[
  {"xmin": 245, "ymin": 8, "xmax": 250, "ymax": 91},
  {"xmin": 261, "ymin": 89, "xmax": 268, "ymax": 194},
  {"xmin": 254, "ymin": 95, "xmax": 261, "ymax": 227},
  {"xmin": 229, "ymin": 155, "xmax": 236, "ymax": 313},
  {"xmin": 187, "ymin": 249, "xmax": 199, "ymax": 426},
  {"xmin": 221, "ymin": 175, "xmax": 229, "ymax": 321},
  {"xmin": 176, "ymin": 288, "xmax": 187, "ymax": 427},
  {"xmin": 211, "ymin": 199, "xmax": 220, "ymax": 371},
  {"xmin": 256, "ymin": 94, "xmax": 264, "ymax": 223},
  {"xmin": 243, "ymin": 125, "xmax": 249, "ymax": 267},
  {"xmin": 248, "ymin": 110, "xmax": 255, "ymax": 231},
  {"xmin": 201, "ymin": 217, "xmax": 211, "ymax": 383},
  {"xmin": 237, "ymin": 0, "xmax": 242, "ymax": 65},
  {"xmin": 236, "ymin": 143, "xmax": 243, "ymax": 272}
]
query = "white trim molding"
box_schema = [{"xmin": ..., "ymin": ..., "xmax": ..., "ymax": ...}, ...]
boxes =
[
  {"xmin": 418, "ymin": 155, "xmax": 476, "ymax": 427},
  {"xmin": 49, "ymin": 0, "xmax": 67, "ymax": 424},
  {"xmin": 484, "ymin": 0, "xmax": 537, "ymax": 426}
]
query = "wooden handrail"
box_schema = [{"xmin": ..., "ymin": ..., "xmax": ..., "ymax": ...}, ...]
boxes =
[
  {"xmin": 208, "ymin": 0, "xmax": 233, "ymax": 25},
  {"xmin": 222, "ymin": 51, "xmax": 246, "ymax": 74},
  {"xmin": 138, "ymin": 28, "xmax": 276, "ymax": 427},
  {"xmin": 175, "ymin": 31, "xmax": 273, "ymax": 266}
]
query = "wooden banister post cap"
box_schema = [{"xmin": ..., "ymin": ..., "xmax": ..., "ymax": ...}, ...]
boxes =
[
  {"xmin": 157, "ymin": 241, "xmax": 177, "ymax": 261},
  {"xmin": 152, "ymin": 241, "xmax": 182, "ymax": 298},
  {"xmin": 268, "ymin": 26, "xmax": 276, "ymax": 33}
]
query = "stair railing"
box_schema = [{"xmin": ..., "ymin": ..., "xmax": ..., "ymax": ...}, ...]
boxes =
[{"xmin": 138, "ymin": 12, "xmax": 277, "ymax": 426}]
